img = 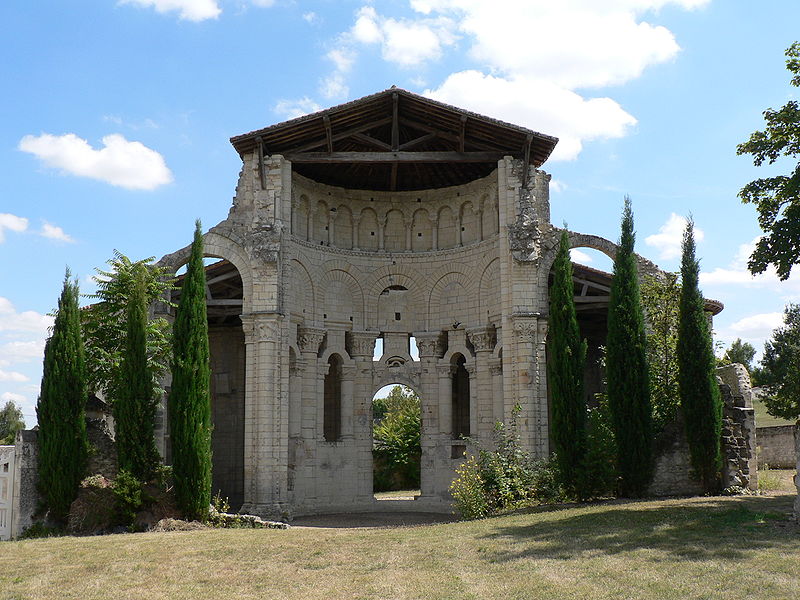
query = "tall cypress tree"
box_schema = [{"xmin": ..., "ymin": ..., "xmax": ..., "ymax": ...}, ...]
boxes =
[
  {"xmin": 115, "ymin": 263, "xmax": 160, "ymax": 481},
  {"xmin": 169, "ymin": 221, "xmax": 212, "ymax": 521},
  {"xmin": 678, "ymin": 219, "xmax": 722, "ymax": 492},
  {"xmin": 606, "ymin": 197, "xmax": 653, "ymax": 497},
  {"xmin": 36, "ymin": 271, "xmax": 89, "ymax": 523},
  {"xmin": 547, "ymin": 229, "xmax": 588, "ymax": 498}
]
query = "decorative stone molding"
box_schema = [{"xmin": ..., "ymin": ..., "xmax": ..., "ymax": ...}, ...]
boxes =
[
  {"xmin": 415, "ymin": 332, "xmax": 444, "ymax": 358},
  {"xmin": 436, "ymin": 364, "xmax": 455, "ymax": 378},
  {"xmin": 242, "ymin": 314, "xmax": 283, "ymax": 343},
  {"xmin": 488, "ymin": 359, "xmax": 503, "ymax": 376},
  {"xmin": 348, "ymin": 331, "xmax": 377, "ymax": 358},
  {"xmin": 297, "ymin": 326, "xmax": 325, "ymax": 354},
  {"xmin": 512, "ymin": 315, "xmax": 539, "ymax": 342},
  {"xmin": 466, "ymin": 326, "xmax": 495, "ymax": 353}
]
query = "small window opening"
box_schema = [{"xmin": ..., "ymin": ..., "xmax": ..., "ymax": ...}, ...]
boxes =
[{"xmin": 395, "ymin": 312, "xmax": 401, "ymax": 321}]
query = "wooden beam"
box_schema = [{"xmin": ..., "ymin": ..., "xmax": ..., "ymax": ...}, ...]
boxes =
[
  {"xmin": 521, "ymin": 134, "xmax": 532, "ymax": 188},
  {"xmin": 391, "ymin": 93, "xmax": 399, "ymax": 151},
  {"xmin": 256, "ymin": 136, "xmax": 266, "ymax": 190},
  {"xmin": 398, "ymin": 117, "xmax": 501, "ymax": 151},
  {"xmin": 323, "ymin": 115, "xmax": 333, "ymax": 153},
  {"xmin": 573, "ymin": 296, "xmax": 610, "ymax": 303},
  {"xmin": 351, "ymin": 133, "xmax": 392, "ymax": 150},
  {"xmin": 284, "ymin": 116, "xmax": 394, "ymax": 153},
  {"xmin": 284, "ymin": 151, "xmax": 506, "ymax": 163},
  {"xmin": 459, "ymin": 115, "xmax": 467, "ymax": 152},
  {"xmin": 206, "ymin": 299, "xmax": 244, "ymax": 306},
  {"xmin": 397, "ymin": 132, "xmax": 437, "ymax": 150},
  {"xmin": 206, "ymin": 270, "xmax": 241, "ymax": 287}
]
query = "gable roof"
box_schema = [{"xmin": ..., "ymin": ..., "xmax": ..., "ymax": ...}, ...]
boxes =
[{"xmin": 230, "ymin": 87, "xmax": 559, "ymax": 192}]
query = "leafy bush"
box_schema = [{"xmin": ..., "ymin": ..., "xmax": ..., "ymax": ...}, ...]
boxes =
[
  {"xmin": 449, "ymin": 455, "xmax": 489, "ymax": 520},
  {"xmin": 113, "ymin": 469, "xmax": 144, "ymax": 530},
  {"xmin": 579, "ymin": 398, "xmax": 619, "ymax": 499}
]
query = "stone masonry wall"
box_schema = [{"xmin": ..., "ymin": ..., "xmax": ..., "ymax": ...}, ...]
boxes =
[{"xmin": 757, "ymin": 425, "xmax": 797, "ymax": 469}]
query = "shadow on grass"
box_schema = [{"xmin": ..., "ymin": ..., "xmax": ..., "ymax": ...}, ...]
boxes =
[{"xmin": 480, "ymin": 494, "xmax": 799, "ymax": 563}]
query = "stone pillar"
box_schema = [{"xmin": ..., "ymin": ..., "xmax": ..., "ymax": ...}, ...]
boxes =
[
  {"xmin": 341, "ymin": 365, "xmax": 356, "ymax": 439},
  {"xmin": 378, "ymin": 216, "xmax": 386, "ymax": 251},
  {"xmin": 405, "ymin": 219, "xmax": 413, "ymax": 251},
  {"xmin": 467, "ymin": 326, "xmax": 496, "ymax": 441},
  {"xmin": 288, "ymin": 357, "xmax": 304, "ymax": 439},
  {"xmin": 431, "ymin": 217, "xmax": 439, "ymax": 251},
  {"xmin": 477, "ymin": 208, "xmax": 484, "ymax": 241},
  {"xmin": 296, "ymin": 326, "xmax": 325, "ymax": 501},
  {"xmin": 416, "ymin": 332, "xmax": 443, "ymax": 497},
  {"xmin": 510, "ymin": 314, "xmax": 548, "ymax": 456},
  {"xmin": 465, "ymin": 363, "xmax": 477, "ymax": 439},
  {"xmin": 457, "ymin": 210, "xmax": 463, "ymax": 246},
  {"xmin": 327, "ymin": 210, "xmax": 334, "ymax": 246},
  {"xmin": 352, "ymin": 216, "xmax": 360, "ymax": 249},
  {"xmin": 348, "ymin": 332, "xmax": 378, "ymax": 497},
  {"xmin": 489, "ymin": 357, "xmax": 503, "ymax": 428},
  {"xmin": 437, "ymin": 364, "xmax": 454, "ymax": 438},
  {"xmin": 240, "ymin": 313, "xmax": 287, "ymax": 516}
]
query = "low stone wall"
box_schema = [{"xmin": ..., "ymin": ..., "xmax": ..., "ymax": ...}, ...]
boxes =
[{"xmin": 756, "ymin": 425, "xmax": 797, "ymax": 469}]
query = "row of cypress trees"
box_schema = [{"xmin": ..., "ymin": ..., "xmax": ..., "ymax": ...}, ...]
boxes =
[
  {"xmin": 36, "ymin": 222, "xmax": 212, "ymax": 523},
  {"xmin": 548, "ymin": 197, "xmax": 722, "ymax": 497}
]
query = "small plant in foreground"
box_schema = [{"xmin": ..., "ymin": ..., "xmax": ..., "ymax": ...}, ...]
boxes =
[
  {"xmin": 758, "ymin": 465, "xmax": 784, "ymax": 493},
  {"xmin": 449, "ymin": 454, "xmax": 489, "ymax": 520},
  {"xmin": 113, "ymin": 469, "xmax": 144, "ymax": 530}
]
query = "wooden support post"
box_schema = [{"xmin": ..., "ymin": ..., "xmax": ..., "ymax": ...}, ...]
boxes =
[
  {"xmin": 323, "ymin": 115, "xmax": 333, "ymax": 153},
  {"xmin": 521, "ymin": 134, "xmax": 532, "ymax": 189},
  {"xmin": 256, "ymin": 136, "xmax": 266, "ymax": 190}
]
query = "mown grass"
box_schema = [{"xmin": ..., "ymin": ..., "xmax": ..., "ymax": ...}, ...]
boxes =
[
  {"xmin": 1, "ymin": 492, "xmax": 798, "ymax": 600},
  {"xmin": 752, "ymin": 395, "xmax": 795, "ymax": 427}
]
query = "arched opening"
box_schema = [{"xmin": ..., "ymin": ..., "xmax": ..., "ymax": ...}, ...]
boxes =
[
  {"xmin": 172, "ymin": 257, "xmax": 246, "ymax": 511},
  {"xmin": 324, "ymin": 354, "xmax": 343, "ymax": 442},
  {"xmin": 451, "ymin": 354, "xmax": 470, "ymax": 439},
  {"xmin": 372, "ymin": 384, "xmax": 421, "ymax": 500}
]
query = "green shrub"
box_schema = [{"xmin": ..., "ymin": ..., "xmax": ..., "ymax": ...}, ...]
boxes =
[
  {"xmin": 113, "ymin": 469, "xmax": 144, "ymax": 530},
  {"xmin": 373, "ymin": 386, "xmax": 421, "ymax": 492},
  {"xmin": 449, "ymin": 455, "xmax": 489, "ymax": 520},
  {"xmin": 579, "ymin": 398, "xmax": 619, "ymax": 499}
]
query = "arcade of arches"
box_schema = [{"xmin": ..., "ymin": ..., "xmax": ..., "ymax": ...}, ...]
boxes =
[{"xmin": 154, "ymin": 89, "xmax": 685, "ymax": 517}]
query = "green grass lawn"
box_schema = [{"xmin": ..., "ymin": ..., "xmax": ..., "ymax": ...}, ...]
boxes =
[
  {"xmin": 753, "ymin": 394, "xmax": 796, "ymax": 428},
  {"xmin": 1, "ymin": 487, "xmax": 798, "ymax": 600}
]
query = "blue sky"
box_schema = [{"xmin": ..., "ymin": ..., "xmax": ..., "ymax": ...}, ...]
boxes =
[{"xmin": 1, "ymin": 0, "xmax": 799, "ymax": 425}]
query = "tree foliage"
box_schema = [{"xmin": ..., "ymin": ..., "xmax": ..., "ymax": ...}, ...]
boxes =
[
  {"xmin": 605, "ymin": 197, "xmax": 653, "ymax": 497},
  {"xmin": 82, "ymin": 251, "xmax": 173, "ymax": 402},
  {"xmin": 721, "ymin": 338, "xmax": 757, "ymax": 373},
  {"xmin": 677, "ymin": 220, "xmax": 722, "ymax": 493},
  {"xmin": 758, "ymin": 303, "xmax": 800, "ymax": 420},
  {"xmin": 737, "ymin": 42, "xmax": 800, "ymax": 280},
  {"xmin": 168, "ymin": 222, "xmax": 212, "ymax": 521},
  {"xmin": 36, "ymin": 272, "xmax": 89, "ymax": 523},
  {"xmin": 640, "ymin": 273, "xmax": 681, "ymax": 431},
  {"xmin": 114, "ymin": 264, "xmax": 161, "ymax": 481},
  {"xmin": 547, "ymin": 229, "xmax": 588, "ymax": 498},
  {"xmin": 373, "ymin": 385, "xmax": 421, "ymax": 491},
  {"xmin": 0, "ymin": 401, "xmax": 25, "ymax": 445}
]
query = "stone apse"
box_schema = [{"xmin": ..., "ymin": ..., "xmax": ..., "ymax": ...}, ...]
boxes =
[{"xmin": 155, "ymin": 88, "xmax": 668, "ymax": 517}]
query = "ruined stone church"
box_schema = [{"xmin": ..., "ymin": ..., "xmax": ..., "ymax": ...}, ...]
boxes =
[{"xmin": 153, "ymin": 88, "xmax": 688, "ymax": 517}]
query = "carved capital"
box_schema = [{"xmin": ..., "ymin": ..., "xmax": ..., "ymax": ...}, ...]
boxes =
[
  {"xmin": 242, "ymin": 314, "xmax": 282, "ymax": 343},
  {"xmin": 488, "ymin": 359, "xmax": 503, "ymax": 376},
  {"xmin": 436, "ymin": 364, "xmax": 455, "ymax": 378},
  {"xmin": 466, "ymin": 326, "xmax": 496, "ymax": 353},
  {"xmin": 348, "ymin": 331, "xmax": 378, "ymax": 358},
  {"xmin": 512, "ymin": 316, "xmax": 538, "ymax": 342},
  {"xmin": 297, "ymin": 326, "xmax": 325, "ymax": 354},
  {"xmin": 415, "ymin": 332, "xmax": 443, "ymax": 359}
]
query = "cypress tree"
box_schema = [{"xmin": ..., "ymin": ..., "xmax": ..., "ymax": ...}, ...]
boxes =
[
  {"xmin": 169, "ymin": 221, "xmax": 212, "ymax": 521},
  {"xmin": 36, "ymin": 271, "xmax": 89, "ymax": 523},
  {"xmin": 547, "ymin": 229, "xmax": 588, "ymax": 498},
  {"xmin": 606, "ymin": 197, "xmax": 653, "ymax": 497},
  {"xmin": 677, "ymin": 219, "xmax": 722, "ymax": 492},
  {"xmin": 115, "ymin": 263, "xmax": 160, "ymax": 481}
]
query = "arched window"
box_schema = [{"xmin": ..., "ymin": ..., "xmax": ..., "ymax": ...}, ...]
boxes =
[
  {"xmin": 451, "ymin": 355, "xmax": 470, "ymax": 439},
  {"xmin": 324, "ymin": 354, "xmax": 343, "ymax": 442}
]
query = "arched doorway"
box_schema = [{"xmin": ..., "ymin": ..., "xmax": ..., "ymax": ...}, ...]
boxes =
[{"xmin": 371, "ymin": 384, "xmax": 421, "ymax": 500}]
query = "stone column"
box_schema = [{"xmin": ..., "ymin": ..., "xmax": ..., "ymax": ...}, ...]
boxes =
[
  {"xmin": 327, "ymin": 210, "xmax": 335, "ymax": 246},
  {"xmin": 341, "ymin": 365, "xmax": 356, "ymax": 439},
  {"xmin": 404, "ymin": 218, "xmax": 413, "ymax": 251},
  {"xmin": 457, "ymin": 210, "xmax": 463, "ymax": 246},
  {"xmin": 348, "ymin": 331, "xmax": 378, "ymax": 497},
  {"xmin": 240, "ymin": 313, "xmax": 286, "ymax": 515},
  {"xmin": 488, "ymin": 357, "xmax": 503, "ymax": 428},
  {"xmin": 378, "ymin": 216, "xmax": 386, "ymax": 251},
  {"xmin": 511, "ymin": 314, "xmax": 540, "ymax": 455},
  {"xmin": 352, "ymin": 216, "xmax": 360, "ymax": 249},
  {"xmin": 465, "ymin": 363, "xmax": 477, "ymax": 439},
  {"xmin": 467, "ymin": 326, "xmax": 496, "ymax": 441},
  {"xmin": 416, "ymin": 332, "xmax": 443, "ymax": 497},
  {"xmin": 296, "ymin": 326, "xmax": 325, "ymax": 501},
  {"xmin": 437, "ymin": 363, "xmax": 454, "ymax": 438}
]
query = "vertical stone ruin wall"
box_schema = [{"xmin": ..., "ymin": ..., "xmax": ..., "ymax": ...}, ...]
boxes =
[
  {"xmin": 10, "ymin": 430, "xmax": 38, "ymax": 539},
  {"xmin": 755, "ymin": 425, "xmax": 797, "ymax": 469},
  {"xmin": 649, "ymin": 364, "xmax": 757, "ymax": 495}
]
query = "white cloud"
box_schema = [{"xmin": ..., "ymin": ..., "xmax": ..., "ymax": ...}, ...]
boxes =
[
  {"xmin": 550, "ymin": 179, "xmax": 567, "ymax": 194},
  {"xmin": 0, "ymin": 213, "xmax": 28, "ymax": 243},
  {"xmin": 570, "ymin": 249, "xmax": 593, "ymax": 264},
  {"xmin": 0, "ymin": 298, "xmax": 53, "ymax": 335},
  {"xmin": 274, "ymin": 97, "xmax": 323, "ymax": 120},
  {"xmin": 303, "ymin": 12, "xmax": 319, "ymax": 24},
  {"xmin": 119, "ymin": 0, "xmax": 221, "ymax": 21},
  {"xmin": 645, "ymin": 213, "xmax": 704, "ymax": 260},
  {"xmin": 323, "ymin": 1, "xmax": 708, "ymax": 160},
  {"xmin": 426, "ymin": 71, "xmax": 637, "ymax": 160},
  {"xmin": 249, "ymin": 0, "xmax": 274, "ymax": 6},
  {"xmin": 327, "ymin": 48, "xmax": 355, "ymax": 73},
  {"xmin": 0, "ymin": 340, "xmax": 45, "ymax": 363},
  {"xmin": 19, "ymin": 133, "xmax": 173, "ymax": 191},
  {"xmin": 728, "ymin": 312, "xmax": 785, "ymax": 338},
  {"xmin": 0, "ymin": 369, "xmax": 28, "ymax": 383},
  {"xmin": 1, "ymin": 391, "xmax": 26, "ymax": 405},
  {"xmin": 40, "ymin": 222, "xmax": 75, "ymax": 243},
  {"xmin": 320, "ymin": 74, "xmax": 349, "ymax": 100}
]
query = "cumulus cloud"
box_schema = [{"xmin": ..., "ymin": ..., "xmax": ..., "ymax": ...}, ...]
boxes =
[
  {"xmin": 570, "ymin": 249, "xmax": 593, "ymax": 264},
  {"xmin": 0, "ymin": 340, "xmax": 45, "ymax": 363},
  {"xmin": 274, "ymin": 97, "xmax": 323, "ymax": 120},
  {"xmin": 0, "ymin": 297, "xmax": 53, "ymax": 335},
  {"xmin": 119, "ymin": 0, "xmax": 221, "ymax": 21},
  {"xmin": 645, "ymin": 213, "xmax": 704, "ymax": 260},
  {"xmin": 322, "ymin": 1, "xmax": 708, "ymax": 160},
  {"xmin": 19, "ymin": 133, "xmax": 173, "ymax": 190},
  {"xmin": 728, "ymin": 312, "xmax": 785, "ymax": 338},
  {"xmin": 0, "ymin": 213, "xmax": 28, "ymax": 243},
  {"xmin": 0, "ymin": 369, "xmax": 28, "ymax": 383},
  {"xmin": 425, "ymin": 71, "xmax": 637, "ymax": 161},
  {"xmin": 1, "ymin": 391, "xmax": 26, "ymax": 404},
  {"xmin": 40, "ymin": 222, "xmax": 75, "ymax": 243}
]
